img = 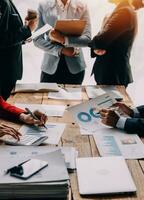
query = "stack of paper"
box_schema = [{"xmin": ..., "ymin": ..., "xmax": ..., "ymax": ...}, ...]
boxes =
[
  {"xmin": 12, "ymin": 83, "xmax": 59, "ymax": 93},
  {"xmin": 0, "ymin": 146, "xmax": 78, "ymax": 170},
  {"xmin": 48, "ymin": 87, "xmax": 82, "ymax": 100},
  {"xmin": 0, "ymin": 150, "xmax": 69, "ymax": 199}
]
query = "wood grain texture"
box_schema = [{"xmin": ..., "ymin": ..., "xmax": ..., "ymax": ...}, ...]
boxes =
[{"xmin": 0, "ymin": 85, "xmax": 143, "ymax": 200}]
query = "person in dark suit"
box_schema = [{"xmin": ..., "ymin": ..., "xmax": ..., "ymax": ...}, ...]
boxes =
[
  {"xmin": 89, "ymin": 0, "xmax": 141, "ymax": 88},
  {"xmin": 0, "ymin": 0, "xmax": 37, "ymax": 100},
  {"xmin": 100, "ymin": 102, "xmax": 144, "ymax": 137}
]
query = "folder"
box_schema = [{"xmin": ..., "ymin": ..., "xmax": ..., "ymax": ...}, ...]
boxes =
[{"xmin": 54, "ymin": 19, "xmax": 86, "ymax": 36}]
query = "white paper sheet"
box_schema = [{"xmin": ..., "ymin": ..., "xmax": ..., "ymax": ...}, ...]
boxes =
[
  {"xmin": 19, "ymin": 123, "xmax": 66, "ymax": 145},
  {"xmin": 15, "ymin": 103, "xmax": 65, "ymax": 117},
  {"xmin": 86, "ymin": 86, "xmax": 123, "ymax": 100},
  {"xmin": 48, "ymin": 88, "xmax": 82, "ymax": 100},
  {"xmin": 68, "ymin": 94, "xmax": 116, "ymax": 133},
  {"xmin": 0, "ymin": 146, "xmax": 78, "ymax": 170},
  {"xmin": 31, "ymin": 24, "xmax": 52, "ymax": 39},
  {"xmin": 93, "ymin": 128, "xmax": 144, "ymax": 159}
]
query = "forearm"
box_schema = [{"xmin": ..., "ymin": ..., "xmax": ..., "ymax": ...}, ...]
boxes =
[
  {"xmin": 66, "ymin": 34, "xmax": 91, "ymax": 48},
  {"xmin": 124, "ymin": 118, "xmax": 144, "ymax": 137},
  {"xmin": 0, "ymin": 98, "xmax": 24, "ymax": 121},
  {"xmin": 33, "ymin": 35, "xmax": 63, "ymax": 57}
]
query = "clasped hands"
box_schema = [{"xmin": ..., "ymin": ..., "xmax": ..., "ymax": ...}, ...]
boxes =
[
  {"xmin": 100, "ymin": 102, "xmax": 133, "ymax": 127},
  {"xmin": 49, "ymin": 29, "xmax": 78, "ymax": 57}
]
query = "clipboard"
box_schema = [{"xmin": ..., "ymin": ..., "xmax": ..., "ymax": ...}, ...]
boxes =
[{"xmin": 54, "ymin": 19, "xmax": 86, "ymax": 36}]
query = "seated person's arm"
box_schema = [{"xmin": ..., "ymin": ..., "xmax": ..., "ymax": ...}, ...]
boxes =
[
  {"xmin": 100, "ymin": 108, "xmax": 144, "ymax": 137},
  {"xmin": 0, "ymin": 96, "xmax": 47, "ymax": 125}
]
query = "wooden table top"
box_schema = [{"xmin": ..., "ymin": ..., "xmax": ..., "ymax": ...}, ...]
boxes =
[{"xmin": 1, "ymin": 85, "xmax": 144, "ymax": 200}]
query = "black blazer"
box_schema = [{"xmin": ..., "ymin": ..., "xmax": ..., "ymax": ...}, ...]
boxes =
[
  {"xmin": 125, "ymin": 106, "xmax": 144, "ymax": 137},
  {"xmin": 89, "ymin": 2, "xmax": 137, "ymax": 86},
  {"xmin": 0, "ymin": 0, "xmax": 31, "ymax": 81}
]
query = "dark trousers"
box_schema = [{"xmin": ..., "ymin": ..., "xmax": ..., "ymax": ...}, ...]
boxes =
[
  {"xmin": 0, "ymin": 78, "xmax": 16, "ymax": 100},
  {"xmin": 40, "ymin": 56, "xmax": 85, "ymax": 84}
]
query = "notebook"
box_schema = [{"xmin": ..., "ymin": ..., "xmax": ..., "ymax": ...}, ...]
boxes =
[
  {"xmin": 12, "ymin": 83, "xmax": 59, "ymax": 93},
  {"xmin": 54, "ymin": 19, "xmax": 86, "ymax": 36},
  {"xmin": 76, "ymin": 156, "xmax": 136, "ymax": 195}
]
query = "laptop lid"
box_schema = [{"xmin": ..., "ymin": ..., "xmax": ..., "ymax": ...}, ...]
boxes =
[{"xmin": 76, "ymin": 156, "xmax": 136, "ymax": 195}]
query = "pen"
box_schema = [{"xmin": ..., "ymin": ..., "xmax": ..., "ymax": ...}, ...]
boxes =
[{"xmin": 25, "ymin": 107, "xmax": 47, "ymax": 129}]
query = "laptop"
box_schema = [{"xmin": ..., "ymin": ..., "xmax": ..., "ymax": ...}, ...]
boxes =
[{"xmin": 76, "ymin": 156, "xmax": 136, "ymax": 195}]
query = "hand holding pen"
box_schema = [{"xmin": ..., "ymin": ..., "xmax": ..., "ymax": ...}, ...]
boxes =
[{"xmin": 19, "ymin": 108, "xmax": 47, "ymax": 129}]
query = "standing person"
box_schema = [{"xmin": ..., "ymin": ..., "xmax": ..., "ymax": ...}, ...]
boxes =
[
  {"xmin": 0, "ymin": 0, "xmax": 37, "ymax": 100},
  {"xmin": 89, "ymin": 0, "xmax": 140, "ymax": 88},
  {"xmin": 33, "ymin": 0, "xmax": 91, "ymax": 84}
]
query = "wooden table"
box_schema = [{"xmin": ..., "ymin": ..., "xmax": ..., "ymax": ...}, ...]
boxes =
[{"xmin": 1, "ymin": 85, "xmax": 144, "ymax": 200}]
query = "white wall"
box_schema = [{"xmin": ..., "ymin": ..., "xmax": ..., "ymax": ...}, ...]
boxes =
[{"xmin": 14, "ymin": 0, "xmax": 144, "ymax": 105}]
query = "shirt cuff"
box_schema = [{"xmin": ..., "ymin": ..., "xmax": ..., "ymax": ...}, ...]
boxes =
[
  {"xmin": 64, "ymin": 37, "xmax": 69, "ymax": 46},
  {"xmin": 116, "ymin": 117, "xmax": 127, "ymax": 130},
  {"xmin": 132, "ymin": 107, "xmax": 140, "ymax": 118}
]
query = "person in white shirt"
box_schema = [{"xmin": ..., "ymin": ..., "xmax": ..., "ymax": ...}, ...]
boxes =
[{"xmin": 33, "ymin": 0, "xmax": 91, "ymax": 84}]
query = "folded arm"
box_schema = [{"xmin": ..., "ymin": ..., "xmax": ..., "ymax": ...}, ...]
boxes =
[{"xmin": 89, "ymin": 8, "xmax": 133, "ymax": 57}]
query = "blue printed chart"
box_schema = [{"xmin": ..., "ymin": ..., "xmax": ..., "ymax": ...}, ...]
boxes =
[{"xmin": 68, "ymin": 100, "xmax": 107, "ymax": 134}]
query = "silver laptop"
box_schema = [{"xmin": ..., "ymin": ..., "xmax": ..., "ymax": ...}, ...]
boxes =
[{"xmin": 76, "ymin": 156, "xmax": 136, "ymax": 195}]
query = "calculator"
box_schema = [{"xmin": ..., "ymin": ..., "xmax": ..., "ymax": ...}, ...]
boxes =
[{"xmin": 2, "ymin": 135, "xmax": 48, "ymax": 146}]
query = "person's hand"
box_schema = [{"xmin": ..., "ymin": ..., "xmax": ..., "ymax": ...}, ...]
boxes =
[
  {"xmin": 94, "ymin": 49, "xmax": 106, "ymax": 56},
  {"xmin": 113, "ymin": 102, "xmax": 134, "ymax": 117},
  {"xmin": 25, "ymin": 17, "xmax": 38, "ymax": 32},
  {"xmin": 49, "ymin": 29, "xmax": 65, "ymax": 44},
  {"xmin": 100, "ymin": 109, "xmax": 120, "ymax": 127},
  {"xmin": 0, "ymin": 124, "xmax": 21, "ymax": 141},
  {"xmin": 61, "ymin": 47, "xmax": 75, "ymax": 57},
  {"xmin": 19, "ymin": 110, "xmax": 47, "ymax": 126}
]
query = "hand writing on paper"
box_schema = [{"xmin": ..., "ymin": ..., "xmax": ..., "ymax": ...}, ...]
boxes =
[{"xmin": 19, "ymin": 110, "xmax": 47, "ymax": 126}]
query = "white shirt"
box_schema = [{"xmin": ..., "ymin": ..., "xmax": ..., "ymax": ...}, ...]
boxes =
[
  {"xmin": 57, "ymin": 0, "xmax": 71, "ymax": 19},
  {"xmin": 56, "ymin": 0, "xmax": 79, "ymax": 50}
]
